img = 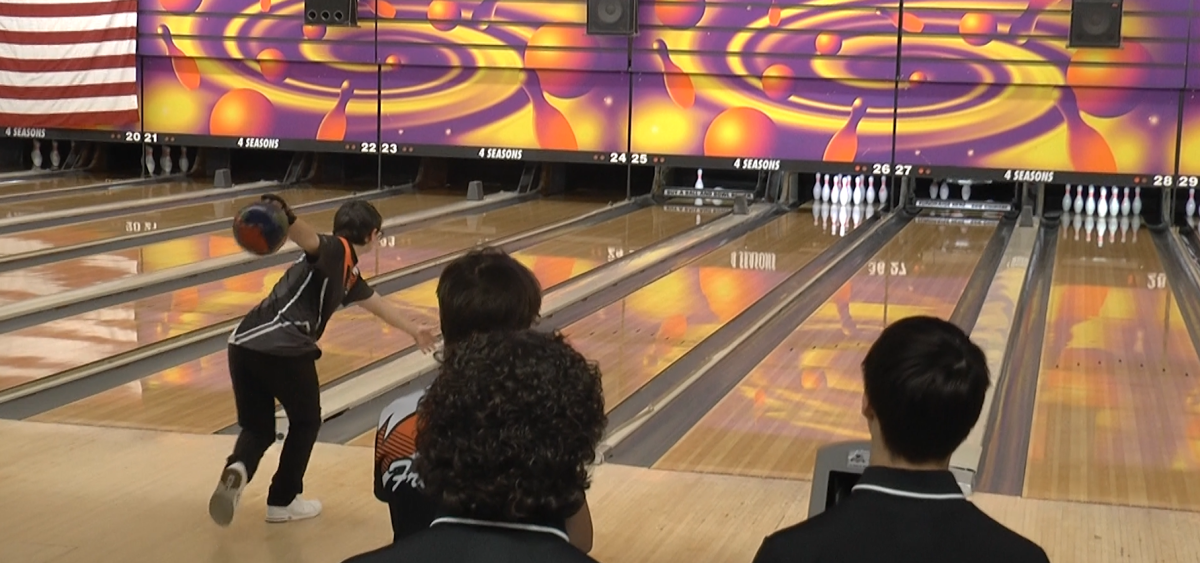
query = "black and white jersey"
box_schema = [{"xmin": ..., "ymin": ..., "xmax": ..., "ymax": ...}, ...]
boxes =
[{"xmin": 230, "ymin": 234, "xmax": 374, "ymax": 357}]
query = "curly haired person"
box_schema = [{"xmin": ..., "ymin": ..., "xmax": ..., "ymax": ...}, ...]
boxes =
[{"xmin": 344, "ymin": 329, "xmax": 607, "ymax": 563}]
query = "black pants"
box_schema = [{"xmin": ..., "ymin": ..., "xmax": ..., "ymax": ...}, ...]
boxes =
[{"xmin": 226, "ymin": 344, "xmax": 322, "ymax": 507}]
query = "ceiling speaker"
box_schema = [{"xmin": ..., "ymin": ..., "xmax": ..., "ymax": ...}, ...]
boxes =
[
  {"xmin": 587, "ymin": 0, "xmax": 638, "ymax": 36},
  {"xmin": 1069, "ymin": 0, "xmax": 1123, "ymax": 48}
]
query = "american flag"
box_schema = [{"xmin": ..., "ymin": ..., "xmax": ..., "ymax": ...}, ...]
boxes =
[{"xmin": 0, "ymin": 0, "xmax": 139, "ymax": 130}]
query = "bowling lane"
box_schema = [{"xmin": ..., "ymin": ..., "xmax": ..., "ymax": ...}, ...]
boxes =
[
  {"xmin": 0, "ymin": 193, "xmax": 458, "ymax": 308},
  {"xmin": 0, "ymin": 185, "xmax": 354, "ymax": 258},
  {"xmin": 1023, "ymin": 216, "xmax": 1200, "ymax": 511},
  {"xmin": 0, "ymin": 190, "xmax": 465, "ymax": 388},
  {"xmin": 349, "ymin": 207, "xmax": 853, "ymax": 447},
  {"xmin": 0, "ymin": 173, "xmax": 109, "ymax": 200},
  {"xmin": 30, "ymin": 204, "xmax": 717, "ymax": 433},
  {"xmin": 1, "ymin": 180, "xmax": 207, "ymax": 218},
  {"xmin": 651, "ymin": 217, "xmax": 998, "ymax": 480}
]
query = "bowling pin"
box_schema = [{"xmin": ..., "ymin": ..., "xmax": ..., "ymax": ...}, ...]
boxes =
[
  {"xmin": 161, "ymin": 146, "xmax": 173, "ymax": 175},
  {"xmin": 695, "ymin": 169, "xmax": 704, "ymax": 189},
  {"xmin": 1187, "ymin": 188, "xmax": 1196, "ymax": 217},
  {"xmin": 1109, "ymin": 188, "xmax": 1118, "ymax": 217},
  {"xmin": 1121, "ymin": 187, "xmax": 1131, "ymax": 216},
  {"xmin": 840, "ymin": 176, "xmax": 850, "ymax": 205},
  {"xmin": 878, "ymin": 177, "xmax": 888, "ymax": 206},
  {"xmin": 1098, "ymin": 186, "xmax": 1108, "ymax": 217},
  {"xmin": 144, "ymin": 145, "xmax": 156, "ymax": 175},
  {"xmin": 31, "ymin": 140, "xmax": 42, "ymax": 169},
  {"xmin": 822, "ymin": 175, "xmax": 831, "ymax": 202},
  {"xmin": 1073, "ymin": 184, "xmax": 1084, "ymax": 214},
  {"xmin": 962, "ymin": 183, "xmax": 971, "ymax": 200},
  {"xmin": 180, "ymin": 147, "xmax": 190, "ymax": 175},
  {"xmin": 939, "ymin": 181, "xmax": 949, "ymax": 200},
  {"xmin": 853, "ymin": 175, "xmax": 864, "ymax": 205},
  {"xmin": 866, "ymin": 176, "xmax": 876, "ymax": 205},
  {"xmin": 1133, "ymin": 187, "xmax": 1143, "ymax": 215},
  {"xmin": 1085, "ymin": 185, "xmax": 1096, "ymax": 215},
  {"xmin": 813, "ymin": 173, "xmax": 822, "ymax": 201},
  {"xmin": 50, "ymin": 141, "xmax": 60, "ymax": 169},
  {"xmin": 1062, "ymin": 185, "xmax": 1073, "ymax": 212},
  {"xmin": 929, "ymin": 181, "xmax": 937, "ymax": 199}
]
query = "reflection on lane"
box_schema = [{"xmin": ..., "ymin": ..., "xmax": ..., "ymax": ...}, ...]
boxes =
[
  {"xmin": 0, "ymin": 185, "xmax": 354, "ymax": 258},
  {"xmin": 0, "ymin": 193, "xmax": 469, "ymax": 391},
  {"xmin": 1, "ymin": 181, "xmax": 205, "ymax": 218},
  {"xmin": 30, "ymin": 200, "xmax": 694, "ymax": 432},
  {"xmin": 653, "ymin": 217, "xmax": 998, "ymax": 481},
  {"xmin": 0, "ymin": 173, "xmax": 107, "ymax": 199},
  {"xmin": 0, "ymin": 193, "xmax": 459, "ymax": 308},
  {"xmin": 1025, "ymin": 216, "xmax": 1200, "ymax": 511},
  {"xmin": 563, "ymin": 211, "xmax": 845, "ymax": 416}
]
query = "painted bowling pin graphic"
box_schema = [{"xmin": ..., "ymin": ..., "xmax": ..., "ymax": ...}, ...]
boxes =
[
  {"xmin": 1055, "ymin": 89, "xmax": 1117, "ymax": 174},
  {"xmin": 1062, "ymin": 184, "xmax": 1072, "ymax": 212},
  {"xmin": 768, "ymin": 0, "xmax": 781, "ymax": 26},
  {"xmin": 1133, "ymin": 187, "xmax": 1143, "ymax": 215},
  {"xmin": 1008, "ymin": 0, "xmax": 1055, "ymax": 45},
  {"xmin": 521, "ymin": 72, "xmax": 578, "ymax": 151},
  {"xmin": 1073, "ymin": 184, "xmax": 1084, "ymax": 214},
  {"xmin": 317, "ymin": 81, "xmax": 353, "ymax": 141},
  {"xmin": 1085, "ymin": 185, "xmax": 1096, "ymax": 215},
  {"xmin": 824, "ymin": 98, "xmax": 866, "ymax": 162},
  {"xmin": 653, "ymin": 40, "xmax": 695, "ymax": 109},
  {"xmin": 158, "ymin": 25, "xmax": 201, "ymax": 90},
  {"xmin": 1188, "ymin": 188, "xmax": 1197, "ymax": 217}
]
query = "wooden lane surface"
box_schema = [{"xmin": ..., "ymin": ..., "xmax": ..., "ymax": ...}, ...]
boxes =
[
  {"xmin": 653, "ymin": 219, "xmax": 998, "ymax": 480},
  {"xmin": 0, "ymin": 173, "xmax": 106, "ymax": 199},
  {"xmin": 26, "ymin": 201, "xmax": 709, "ymax": 433},
  {"xmin": 0, "ymin": 185, "xmax": 354, "ymax": 258},
  {"xmin": 1, "ymin": 180, "xmax": 206, "ymax": 218},
  {"xmin": 0, "ymin": 193, "xmax": 461, "ymax": 393},
  {"xmin": 347, "ymin": 210, "xmax": 849, "ymax": 447},
  {"xmin": 0, "ymin": 193, "xmax": 458, "ymax": 309},
  {"xmin": 1024, "ymin": 220, "xmax": 1200, "ymax": 511},
  {"xmin": 6, "ymin": 420, "xmax": 1199, "ymax": 563}
]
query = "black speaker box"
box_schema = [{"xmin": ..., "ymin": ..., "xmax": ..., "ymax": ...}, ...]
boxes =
[
  {"xmin": 587, "ymin": 0, "xmax": 638, "ymax": 36},
  {"xmin": 1069, "ymin": 0, "xmax": 1123, "ymax": 48},
  {"xmin": 305, "ymin": 0, "xmax": 357, "ymax": 27}
]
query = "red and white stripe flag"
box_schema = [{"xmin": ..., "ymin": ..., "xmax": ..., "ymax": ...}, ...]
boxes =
[{"xmin": 0, "ymin": 0, "xmax": 139, "ymax": 130}]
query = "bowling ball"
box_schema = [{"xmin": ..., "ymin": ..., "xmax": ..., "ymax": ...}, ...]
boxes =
[{"xmin": 232, "ymin": 202, "xmax": 290, "ymax": 255}]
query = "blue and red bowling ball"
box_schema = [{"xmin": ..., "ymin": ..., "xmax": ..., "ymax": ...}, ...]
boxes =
[{"xmin": 232, "ymin": 202, "xmax": 289, "ymax": 255}]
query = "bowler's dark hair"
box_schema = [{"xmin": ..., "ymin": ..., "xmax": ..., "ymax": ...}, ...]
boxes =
[
  {"xmin": 414, "ymin": 329, "xmax": 606, "ymax": 524},
  {"xmin": 333, "ymin": 200, "xmax": 383, "ymax": 245},
  {"xmin": 862, "ymin": 316, "xmax": 990, "ymax": 464},
  {"xmin": 436, "ymin": 247, "xmax": 541, "ymax": 347}
]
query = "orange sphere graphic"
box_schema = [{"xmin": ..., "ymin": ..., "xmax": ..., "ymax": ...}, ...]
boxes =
[
  {"xmin": 703, "ymin": 107, "xmax": 777, "ymax": 158},
  {"xmin": 1066, "ymin": 42, "xmax": 1152, "ymax": 118},
  {"xmin": 428, "ymin": 0, "xmax": 461, "ymax": 32},
  {"xmin": 760, "ymin": 64, "xmax": 795, "ymax": 101},
  {"xmin": 814, "ymin": 32, "xmax": 842, "ymax": 56},
  {"xmin": 958, "ymin": 13, "xmax": 996, "ymax": 47},
  {"xmin": 383, "ymin": 54, "xmax": 402, "ymax": 71},
  {"xmin": 656, "ymin": 1, "xmax": 706, "ymax": 28},
  {"xmin": 303, "ymin": 25, "xmax": 326, "ymax": 40},
  {"xmin": 524, "ymin": 26, "xmax": 599, "ymax": 99},
  {"xmin": 159, "ymin": 0, "xmax": 203, "ymax": 12},
  {"xmin": 209, "ymin": 89, "xmax": 275, "ymax": 137},
  {"xmin": 256, "ymin": 49, "xmax": 287, "ymax": 84}
]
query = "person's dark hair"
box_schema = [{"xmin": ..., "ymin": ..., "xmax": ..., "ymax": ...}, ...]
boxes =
[
  {"xmin": 436, "ymin": 247, "xmax": 541, "ymax": 347},
  {"xmin": 413, "ymin": 329, "xmax": 605, "ymax": 524},
  {"xmin": 333, "ymin": 200, "xmax": 383, "ymax": 245},
  {"xmin": 862, "ymin": 316, "xmax": 990, "ymax": 464}
]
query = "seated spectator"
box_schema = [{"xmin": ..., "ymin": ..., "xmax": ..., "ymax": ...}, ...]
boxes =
[
  {"xmin": 372, "ymin": 247, "xmax": 592, "ymax": 550},
  {"xmin": 344, "ymin": 329, "xmax": 607, "ymax": 563},
  {"xmin": 752, "ymin": 316, "xmax": 1050, "ymax": 563}
]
